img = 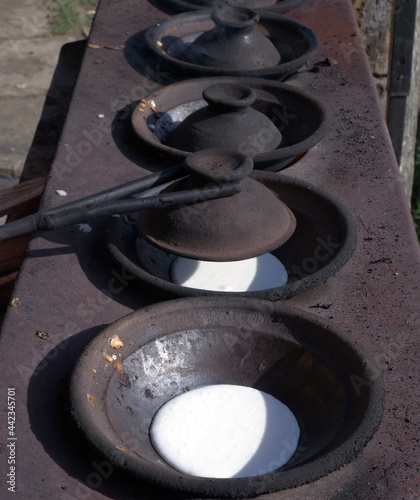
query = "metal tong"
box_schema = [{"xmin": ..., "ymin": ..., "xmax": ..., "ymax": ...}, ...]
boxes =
[{"xmin": 0, "ymin": 164, "xmax": 241, "ymax": 241}]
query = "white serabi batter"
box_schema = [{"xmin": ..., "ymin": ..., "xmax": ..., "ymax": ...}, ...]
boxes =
[
  {"xmin": 150, "ymin": 384, "xmax": 300, "ymax": 478},
  {"xmin": 171, "ymin": 253, "xmax": 288, "ymax": 292}
]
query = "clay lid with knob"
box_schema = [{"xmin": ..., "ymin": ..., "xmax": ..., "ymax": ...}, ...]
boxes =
[
  {"xmin": 180, "ymin": 5, "xmax": 281, "ymax": 71},
  {"xmin": 137, "ymin": 150, "xmax": 296, "ymax": 261},
  {"xmin": 165, "ymin": 82, "xmax": 282, "ymax": 154}
]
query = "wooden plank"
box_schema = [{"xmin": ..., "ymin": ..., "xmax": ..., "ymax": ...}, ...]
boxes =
[
  {"xmin": 0, "ymin": 234, "xmax": 30, "ymax": 274},
  {"xmin": 0, "ymin": 177, "xmax": 45, "ymax": 218},
  {"xmin": 0, "ymin": 271, "xmax": 18, "ymax": 305},
  {"xmin": 0, "ymin": 177, "xmax": 45, "ymax": 300}
]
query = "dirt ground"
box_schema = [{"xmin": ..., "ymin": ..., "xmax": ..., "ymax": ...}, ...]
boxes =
[{"xmin": 0, "ymin": 0, "xmax": 79, "ymax": 188}]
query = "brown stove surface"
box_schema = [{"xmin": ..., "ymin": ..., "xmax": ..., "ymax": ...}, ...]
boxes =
[{"xmin": 0, "ymin": 0, "xmax": 419, "ymax": 499}]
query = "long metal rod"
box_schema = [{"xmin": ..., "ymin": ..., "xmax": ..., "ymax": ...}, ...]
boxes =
[
  {"xmin": 0, "ymin": 182, "xmax": 240, "ymax": 241},
  {"xmin": 42, "ymin": 163, "xmax": 186, "ymax": 216}
]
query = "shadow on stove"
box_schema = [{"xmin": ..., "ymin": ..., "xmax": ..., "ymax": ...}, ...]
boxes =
[
  {"xmin": 110, "ymin": 103, "xmax": 177, "ymax": 172},
  {"xmin": 26, "ymin": 325, "xmax": 188, "ymax": 499},
  {"xmin": 123, "ymin": 30, "xmax": 179, "ymax": 85}
]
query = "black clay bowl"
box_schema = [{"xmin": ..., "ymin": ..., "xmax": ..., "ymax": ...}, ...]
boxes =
[
  {"xmin": 71, "ymin": 297, "xmax": 384, "ymax": 498},
  {"xmin": 132, "ymin": 77, "xmax": 329, "ymax": 170},
  {"xmin": 145, "ymin": 11, "xmax": 319, "ymax": 80},
  {"xmin": 154, "ymin": 0, "xmax": 307, "ymax": 15},
  {"xmin": 106, "ymin": 171, "xmax": 357, "ymax": 301}
]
